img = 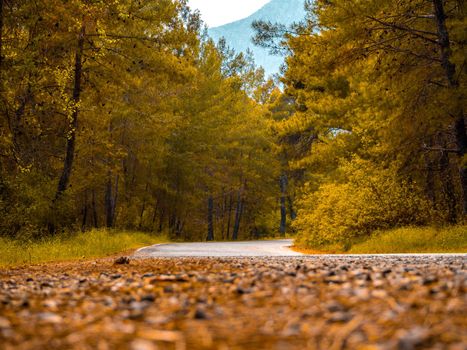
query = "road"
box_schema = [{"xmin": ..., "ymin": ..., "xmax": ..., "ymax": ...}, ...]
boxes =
[
  {"xmin": 134, "ymin": 239, "xmax": 467, "ymax": 258},
  {"xmin": 135, "ymin": 239, "xmax": 303, "ymax": 257}
]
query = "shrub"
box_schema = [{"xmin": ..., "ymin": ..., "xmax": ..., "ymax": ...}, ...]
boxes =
[{"xmin": 294, "ymin": 158, "xmax": 433, "ymax": 248}]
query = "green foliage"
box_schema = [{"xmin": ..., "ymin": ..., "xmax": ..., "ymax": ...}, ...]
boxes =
[
  {"xmin": 0, "ymin": 229, "xmax": 167, "ymax": 267},
  {"xmin": 294, "ymin": 158, "xmax": 433, "ymax": 247}
]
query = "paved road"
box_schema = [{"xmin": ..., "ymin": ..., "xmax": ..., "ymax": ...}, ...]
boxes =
[
  {"xmin": 134, "ymin": 239, "xmax": 467, "ymax": 258},
  {"xmin": 135, "ymin": 239, "xmax": 303, "ymax": 257}
]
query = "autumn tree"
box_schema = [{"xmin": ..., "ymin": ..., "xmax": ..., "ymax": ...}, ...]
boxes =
[
  {"xmin": 0, "ymin": 0, "xmax": 281, "ymax": 241},
  {"xmin": 253, "ymin": 0, "xmax": 466, "ymax": 247}
]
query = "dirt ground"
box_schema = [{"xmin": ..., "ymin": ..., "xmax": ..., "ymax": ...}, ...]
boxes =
[{"xmin": 0, "ymin": 255, "xmax": 465, "ymax": 349}]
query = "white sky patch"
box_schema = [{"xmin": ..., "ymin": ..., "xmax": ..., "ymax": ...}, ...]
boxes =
[{"xmin": 187, "ymin": 0, "xmax": 270, "ymax": 27}]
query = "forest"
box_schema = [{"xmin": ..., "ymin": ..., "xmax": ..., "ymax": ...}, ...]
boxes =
[{"xmin": 0, "ymin": 0, "xmax": 465, "ymax": 249}]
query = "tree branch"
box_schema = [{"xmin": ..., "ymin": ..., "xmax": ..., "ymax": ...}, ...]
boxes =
[{"xmin": 366, "ymin": 16, "xmax": 439, "ymax": 44}]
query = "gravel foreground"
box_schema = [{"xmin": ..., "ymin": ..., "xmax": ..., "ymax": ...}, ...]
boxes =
[{"xmin": 0, "ymin": 255, "xmax": 465, "ymax": 350}]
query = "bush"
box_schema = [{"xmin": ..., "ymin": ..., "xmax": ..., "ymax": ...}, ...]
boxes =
[{"xmin": 294, "ymin": 158, "xmax": 433, "ymax": 248}]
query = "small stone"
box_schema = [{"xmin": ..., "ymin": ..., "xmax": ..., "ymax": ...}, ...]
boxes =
[
  {"xmin": 111, "ymin": 274, "xmax": 122, "ymax": 279},
  {"xmin": 163, "ymin": 285, "xmax": 174, "ymax": 293},
  {"xmin": 397, "ymin": 327, "xmax": 429, "ymax": 350},
  {"xmin": 122, "ymin": 296, "xmax": 137, "ymax": 304},
  {"xmin": 382, "ymin": 268, "xmax": 392, "ymax": 277},
  {"xmin": 328, "ymin": 312, "xmax": 352, "ymax": 323},
  {"xmin": 325, "ymin": 301, "xmax": 346, "ymax": 313},
  {"xmin": 236, "ymin": 286, "xmax": 251, "ymax": 294},
  {"xmin": 194, "ymin": 308, "xmax": 208, "ymax": 320},
  {"xmin": 43, "ymin": 299, "xmax": 58, "ymax": 309},
  {"xmin": 422, "ymin": 276, "xmax": 438, "ymax": 285},
  {"xmin": 37, "ymin": 312, "xmax": 62, "ymax": 324},
  {"xmin": 0, "ymin": 316, "xmax": 11, "ymax": 329},
  {"xmin": 114, "ymin": 256, "xmax": 130, "ymax": 265},
  {"xmin": 371, "ymin": 289, "xmax": 388, "ymax": 298},
  {"xmin": 354, "ymin": 288, "xmax": 370, "ymax": 300},
  {"xmin": 130, "ymin": 339, "xmax": 156, "ymax": 350},
  {"xmin": 141, "ymin": 294, "xmax": 155, "ymax": 302}
]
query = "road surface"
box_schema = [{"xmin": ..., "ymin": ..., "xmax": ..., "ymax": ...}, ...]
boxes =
[
  {"xmin": 135, "ymin": 239, "xmax": 302, "ymax": 257},
  {"xmin": 134, "ymin": 239, "xmax": 467, "ymax": 258}
]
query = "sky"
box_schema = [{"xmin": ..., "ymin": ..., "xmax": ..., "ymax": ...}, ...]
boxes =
[{"xmin": 187, "ymin": 0, "xmax": 270, "ymax": 27}]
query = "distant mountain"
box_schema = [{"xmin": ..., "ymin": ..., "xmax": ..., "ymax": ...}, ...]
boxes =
[{"xmin": 208, "ymin": 0, "xmax": 307, "ymax": 77}]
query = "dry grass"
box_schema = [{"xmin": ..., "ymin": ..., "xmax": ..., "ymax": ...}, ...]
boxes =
[
  {"xmin": 293, "ymin": 225, "xmax": 467, "ymax": 254},
  {"xmin": 349, "ymin": 225, "xmax": 467, "ymax": 254},
  {"xmin": 0, "ymin": 229, "xmax": 168, "ymax": 267}
]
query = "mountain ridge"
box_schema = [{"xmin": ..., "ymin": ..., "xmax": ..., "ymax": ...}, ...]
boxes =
[{"xmin": 208, "ymin": 0, "xmax": 307, "ymax": 77}]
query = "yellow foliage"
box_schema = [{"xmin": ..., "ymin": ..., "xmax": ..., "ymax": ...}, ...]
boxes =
[{"xmin": 294, "ymin": 158, "xmax": 433, "ymax": 247}]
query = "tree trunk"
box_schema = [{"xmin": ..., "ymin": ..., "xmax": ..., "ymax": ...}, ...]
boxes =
[
  {"xmin": 220, "ymin": 192, "xmax": 226, "ymax": 240},
  {"xmin": 91, "ymin": 189, "xmax": 98, "ymax": 227},
  {"xmin": 287, "ymin": 195, "xmax": 297, "ymax": 220},
  {"xmin": 424, "ymin": 152, "xmax": 436, "ymax": 204},
  {"xmin": 81, "ymin": 190, "xmax": 88, "ymax": 231},
  {"xmin": 279, "ymin": 174, "xmax": 287, "ymax": 235},
  {"xmin": 169, "ymin": 213, "xmax": 177, "ymax": 236},
  {"xmin": 179, "ymin": 220, "xmax": 184, "ymax": 236},
  {"xmin": 433, "ymin": 0, "xmax": 467, "ymax": 215},
  {"xmin": 139, "ymin": 183, "xmax": 149, "ymax": 229},
  {"xmin": 207, "ymin": 195, "xmax": 214, "ymax": 241},
  {"xmin": 112, "ymin": 174, "xmax": 119, "ymax": 226},
  {"xmin": 139, "ymin": 200, "xmax": 146, "ymax": 229},
  {"xmin": 175, "ymin": 218, "xmax": 183, "ymax": 237},
  {"xmin": 158, "ymin": 208, "xmax": 164, "ymax": 232},
  {"xmin": 0, "ymin": 0, "xmax": 3, "ymax": 69},
  {"xmin": 151, "ymin": 201, "xmax": 159, "ymax": 228},
  {"xmin": 454, "ymin": 115, "xmax": 467, "ymax": 214},
  {"xmin": 433, "ymin": 0, "xmax": 456, "ymax": 87},
  {"xmin": 439, "ymin": 150, "xmax": 457, "ymax": 223},
  {"xmin": 226, "ymin": 191, "xmax": 233, "ymax": 240},
  {"xmin": 11, "ymin": 90, "xmax": 31, "ymax": 160},
  {"xmin": 232, "ymin": 188, "xmax": 244, "ymax": 240},
  {"xmin": 54, "ymin": 24, "xmax": 85, "ymax": 200},
  {"xmin": 105, "ymin": 172, "xmax": 115, "ymax": 228}
]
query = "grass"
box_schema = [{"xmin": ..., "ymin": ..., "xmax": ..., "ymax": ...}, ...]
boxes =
[
  {"xmin": 348, "ymin": 225, "xmax": 467, "ymax": 254},
  {"xmin": 293, "ymin": 225, "xmax": 467, "ymax": 254},
  {"xmin": 0, "ymin": 229, "xmax": 168, "ymax": 267}
]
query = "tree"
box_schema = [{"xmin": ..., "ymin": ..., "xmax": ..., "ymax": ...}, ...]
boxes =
[{"xmin": 253, "ymin": 0, "xmax": 466, "ymax": 246}]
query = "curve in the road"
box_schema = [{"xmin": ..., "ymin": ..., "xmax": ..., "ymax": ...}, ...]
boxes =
[{"xmin": 134, "ymin": 239, "xmax": 302, "ymax": 257}]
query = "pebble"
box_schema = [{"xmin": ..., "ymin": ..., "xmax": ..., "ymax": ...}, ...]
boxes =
[{"xmin": 0, "ymin": 255, "xmax": 464, "ymax": 349}]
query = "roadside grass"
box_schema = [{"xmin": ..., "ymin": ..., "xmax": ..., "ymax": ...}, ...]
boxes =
[
  {"xmin": 348, "ymin": 225, "xmax": 467, "ymax": 254},
  {"xmin": 0, "ymin": 229, "xmax": 168, "ymax": 267},
  {"xmin": 293, "ymin": 225, "xmax": 467, "ymax": 254}
]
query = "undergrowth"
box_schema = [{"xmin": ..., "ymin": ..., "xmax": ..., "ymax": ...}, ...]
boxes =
[{"xmin": 0, "ymin": 229, "xmax": 168, "ymax": 267}]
